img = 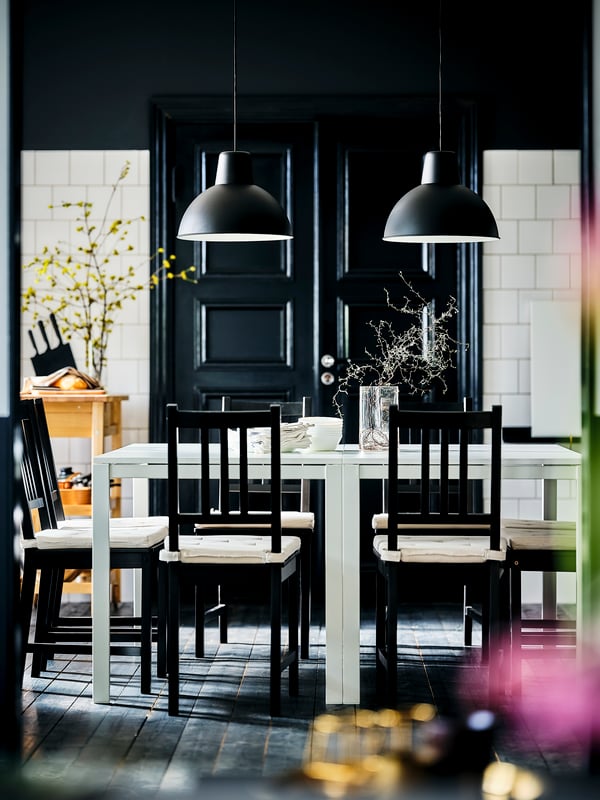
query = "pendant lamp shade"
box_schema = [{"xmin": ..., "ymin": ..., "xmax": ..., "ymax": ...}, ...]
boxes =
[
  {"xmin": 176, "ymin": 0, "xmax": 292, "ymax": 243},
  {"xmin": 177, "ymin": 151, "xmax": 292, "ymax": 242},
  {"xmin": 383, "ymin": 150, "xmax": 500, "ymax": 244}
]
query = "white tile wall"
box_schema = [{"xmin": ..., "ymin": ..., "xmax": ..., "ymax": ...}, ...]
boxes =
[
  {"xmin": 482, "ymin": 149, "xmax": 581, "ymax": 438},
  {"xmin": 483, "ymin": 149, "xmax": 581, "ymax": 604},
  {"xmin": 20, "ymin": 148, "xmax": 581, "ymax": 603}
]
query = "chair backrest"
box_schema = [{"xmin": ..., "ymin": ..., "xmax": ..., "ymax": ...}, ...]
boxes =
[
  {"xmin": 26, "ymin": 396, "xmax": 67, "ymax": 523},
  {"xmin": 221, "ymin": 395, "xmax": 312, "ymax": 512},
  {"xmin": 166, "ymin": 403, "xmax": 283, "ymax": 553},
  {"xmin": 381, "ymin": 397, "xmax": 474, "ymax": 511},
  {"xmin": 18, "ymin": 397, "xmax": 59, "ymax": 537},
  {"xmin": 396, "ymin": 397, "xmax": 473, "ymax": 443},
  {"xmin": 386, "ymin": 404, "xmax": 503, "ymax": 551}
]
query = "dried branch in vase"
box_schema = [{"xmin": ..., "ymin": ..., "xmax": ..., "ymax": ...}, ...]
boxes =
[{"xmin": 333, "ymin": 271, "xmax": 468, "ymax": 417}]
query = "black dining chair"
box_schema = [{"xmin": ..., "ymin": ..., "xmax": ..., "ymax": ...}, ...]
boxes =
[
  {"xmin": 27, "ymin": 394, "xmax": 169, "ymax": 620},
  {"xmin": 372, "ymin": 404, "xmax": 505, "ymax": 707},
  {"xmin": 159, "ymin": 403, "xmax": 301, "ymax": 716},
  {"xmin": 17, "ymin": 397, "xmax": 168, "ymax": 692},
  {"xmin": 501, "ymin": 518, "xmax": 576, "ymax": 692},
  {"xmin": 221, "ymin": 395, "xmax": 315, "ymax": 659}
]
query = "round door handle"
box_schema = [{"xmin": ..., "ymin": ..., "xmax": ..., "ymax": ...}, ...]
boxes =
[
  {"xmin": 321, "ymin": 372, "xmax": 335, "ymax": 386},
  {"xmin": 321, "ymin": 354, "xmax": 335, "ymax": 368}
]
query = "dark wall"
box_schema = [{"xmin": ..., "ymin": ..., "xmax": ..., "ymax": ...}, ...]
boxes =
[{"xmin": 20, "ymin": 0, "xmax": 587, "ymax": 151}]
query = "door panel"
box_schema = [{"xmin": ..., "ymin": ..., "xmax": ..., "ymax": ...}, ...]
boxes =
[{"xmin": 168, "ymin": 121, "xmax": 316, "ymax": 413}]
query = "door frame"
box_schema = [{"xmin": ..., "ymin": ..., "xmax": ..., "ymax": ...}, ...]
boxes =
[{"xmin": 150, "ymin": 94, "xmax": 484, "ymax": 445}]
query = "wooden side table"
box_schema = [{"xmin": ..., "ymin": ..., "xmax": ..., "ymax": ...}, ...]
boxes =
[{"xmin": 21, "ymin": 391, "xmax": 129, "ymax": 602}]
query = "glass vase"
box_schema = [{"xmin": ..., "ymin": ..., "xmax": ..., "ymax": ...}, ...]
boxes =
[{"xmin": 359, "ymin": 385, "xmax": 399, "ymax": 450}]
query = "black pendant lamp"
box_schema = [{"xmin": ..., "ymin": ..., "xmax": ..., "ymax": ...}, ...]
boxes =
[
  {"xmin": 383, "ymin": 3, "xmax": 499, "ymax": 244},
  {"xmin": 177, "ymin": 1, "xmax": 292, "ymax": 242}
]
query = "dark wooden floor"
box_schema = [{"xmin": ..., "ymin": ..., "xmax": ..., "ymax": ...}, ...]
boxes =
[{"xmin": 15, "ymin": 598, "xmax": 598, "ymax": 800}]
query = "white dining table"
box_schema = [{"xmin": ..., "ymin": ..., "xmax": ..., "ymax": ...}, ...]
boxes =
[{"xmin": 91, "ymin": 441, "xmax": 581, "ymax": 705}]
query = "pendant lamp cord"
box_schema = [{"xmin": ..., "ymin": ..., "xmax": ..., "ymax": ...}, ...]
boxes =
[
  {"xmin": 438, "ymin": 0, "xmax": 442, "ymax": 151},
  {"xmin": 233, "ymin": 0, "xmax": 237, "ymax": 151}
]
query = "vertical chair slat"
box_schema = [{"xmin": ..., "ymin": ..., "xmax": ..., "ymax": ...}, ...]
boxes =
[
  {"xmin": 238, "ymin": 423, "xmax": 249, "ymax": 516},
  {"xmin": 421, "ymin": 428, "xmax": 430, "ymax": 516},
  {"xmin": 459, "ymin": 425, "xmax": 468, "ymax": 515},
  {"xmin": 440, "ymin": 427, "xmax": 449, "ymax": 517}
]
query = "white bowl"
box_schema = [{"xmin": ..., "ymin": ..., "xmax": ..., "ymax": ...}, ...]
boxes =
[
  {"xmin": 299, "ymin": 417, "xmax": 343, "ymax": 451},
  {"xmin": 299, "ymin": 416, "xmax": 343, "ymax": 426}
]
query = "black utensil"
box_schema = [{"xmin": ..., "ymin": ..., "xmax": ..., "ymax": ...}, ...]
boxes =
[
  {"xmin": 28, "ymin": 329, "xmax": 46, "ymax": 375},
  {"xmin": 49, "ymin": 313, "xmax": 77, "ymax": 369}
]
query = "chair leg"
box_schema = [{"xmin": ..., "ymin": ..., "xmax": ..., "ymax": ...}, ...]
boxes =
[
  {"xmin": 375, "ymin": 565, "xmax": 386, "ymax": 700},
  {"xmin": 217, "ymin": 584, "xmax": 228, "ymax": 644},
  {"xmin": 463, "ymin": 583, "xmax": 484, "ymax": 648},
  {"xmin": 32, "ymin": 566, "xmax": 61, "ymax": 673},
  {"xmin": 487, "ymin": 561, "xmax": 503, "ymax": 699},
  {"xmin": 463, "ymin": 584, "xmax": 474, "ymax": 646},
  {"xmin": 384, "ymin": 565, "xmax": 398, "ymax": 707},
  {"xmin": 193, "ymin": 583, "xmax": 227, "ymax": 658},
  {"xmin": 166, "ymin": 563, "xmax": 180, "ymax": 716},
  {"xmin": 30, "ymin": 568, "xmax": 55, "ymax": 677},
  {"xmin": 497, "ymin": 562, "xmax": 511, "ymax": 689},
  {"xmin": 156, "ymin": 560, "xmax": 167, "ymax": 678},
  {"xmin": 510, "ymin": 562, "xmax": 523, "ymax": 696},
  {"xmin": 270, "ymin": 566, "xmax": 282, "ymax": 717},
  {"xmin": 480, "ymin": 574, "xmax": 490, "ymax": 666},
  {"xmin": 300, "ymin": 534, "xmax": 311, "ymax": 659},
  {"xmin": 288, "ymin": 559, "xmax": 300, "ymax": 697},
  {"xmin": 139, "ymin": 556, "xmax": 152, "ymax": 694},
  {"xmin": 49, "ymin": 566, "xmax": 65, "ymax": 628},
  {"xmin": 375, "ymin": 562, "xmax": 398, "ymax": 707},
  {"xmin": 194, "ymin": 583, "xmax": 206, "ymax": 658},
  {"xmin": 19, "ymin": 560, "xmax": 37, "ymax": 684}
]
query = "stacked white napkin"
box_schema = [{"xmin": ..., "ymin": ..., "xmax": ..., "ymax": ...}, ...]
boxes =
[{"xmin": 229, "ymin": 422, "xmax": 313, "ymax": 454}]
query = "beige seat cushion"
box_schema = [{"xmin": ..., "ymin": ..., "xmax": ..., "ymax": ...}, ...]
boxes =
[
  {"xmin": 372, "ymin": 513, "xmax": 505, "ymax": 563},
  {"xmin": 160, "ymin": 534, "xmax": 302, "ymax": 565},
  {"xmin": 502, "ymin": 518, "xmax": 576, "ymax": 550},
  {"xmin": 196, "ymin": 510, "xmax": 314, "ymax": 531},
  {"xmin": 35, "ymin": 524, "xmax": 168, "ymax": 549},
  {"xmin": 58, "ymin": 516, "xmax": 169, "ymax": 529},
  {"xmin": 373, "ymin": 533, "xmax": 506, "ymax": 563}
]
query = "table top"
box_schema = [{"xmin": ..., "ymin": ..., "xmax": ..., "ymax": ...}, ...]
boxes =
[
  {"xmin": 20, "ymin": 391, "xmax": 128, "ymax": 403},
  {"xmin": 94, "ymin": 441, "xmax": 581, "ymax": 468}
]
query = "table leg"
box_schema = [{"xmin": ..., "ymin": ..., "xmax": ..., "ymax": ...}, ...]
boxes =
[
  {"xmin": 325, "ymin": 463, "xmax": 344, "ymax": 704},
  {"xmin": 324, "ymin": 461, "xmax": 362, "ymax": 705},
  {"xmin": 341, "ymin": 463, "xmax": 361, "ymax": 704},
  {"xmin": 92, "ymin": 461, "xmax": 111, "ymax": 703},
  {"xmin": 131, "ymin": 477, "xmax": 149, "ymax": 614}
]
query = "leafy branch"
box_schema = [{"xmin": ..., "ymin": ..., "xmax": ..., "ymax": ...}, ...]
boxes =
[{"xmin": 21, "ymin": 161, "xmax": 197, "ymax": 384}]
